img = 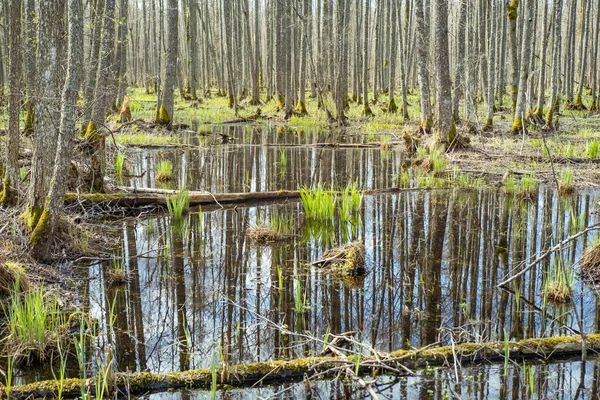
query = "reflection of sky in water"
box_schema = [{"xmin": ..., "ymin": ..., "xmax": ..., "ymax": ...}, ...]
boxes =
[
  {"xmin": 85, "ymin": 187, "xmax": 600, "ymax": 375},
  {"xmin": 123, "ymin": 131, "xmax": 401, "ymax": 193}
]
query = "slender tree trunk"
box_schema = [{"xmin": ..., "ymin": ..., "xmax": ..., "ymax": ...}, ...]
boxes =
[
  {"xmin": 433, "ymin": 0, "xmax": 455, "ymax": 144},
  {"xmin": 485, "ymin": 0, "xmax": 497, "ymax": 128},
  {"xmin": 452, "ymin": 0, "xmax": 467, "ymax": 123},
  {"xmin": 534, "ymin": 0, "xmax": 550, "ymax": 119},
  {"xmin": 156, "ymin": 0, "xmax": 179, "ymax": 126},
  {"xmin": 386, "ymin": 0, "xmax": 398, "ymax": 114},
  {"xmin": 30, "ymin": 0, "xmax": 84, "ymax": 260},
  {"xmin": 362, "ymin": 0, "xmax": 373, "ymax": 117},
  {"xmin": 23, "ymin": 0, "xmax": 37, "ymax": 135},
  {"xmin": 574, "ymin": 0, "xmax": 591, "ymax": 109},
  {"xmin": 116, "ymin": 0, "xmax": 130, "ymax": 110},
  {"xmin": 415, "ymin": 0, "xmax": 432, "ymax": 130},
  {"xmin": 511, "ymin": 0, "xmax": 534, "ymax": 133},
  {"xmin": 591, "ymin": 2, "xmax": 600, "ymax": 111},
  {"xmin": 26, "ymin": 0, "xmax": 65, "ymax": 229},
  {"xmin": 507, "ymin": 0, "xmax": 519, "ymax": 111},
  {"xmin": 546, "ymin": 0, "xmax": 563, "ymax": 127},
  {"xmin": 85, "ymin": 0, "xmax": 117, "ymax": 193},
  {"xmin": 82, "ymin": 0, "xmax": 106, "ymax": 128},
  {"xmin": 1, "ymin": 0, "xmax": 22, "ymax": 205}
]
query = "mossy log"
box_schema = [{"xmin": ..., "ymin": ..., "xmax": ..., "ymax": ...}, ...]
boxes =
[
  {"xmin": 6, "ymin": 334, "xmax": 600, "ymax": 399},
  {"xmin": 64, "ymin": 187, "xmax": 438, "ymax": 209}
]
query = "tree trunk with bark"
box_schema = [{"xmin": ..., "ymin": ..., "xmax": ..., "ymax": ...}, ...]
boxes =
[
  {"xmin": 157, "ymin": 0, "xmax": 179, "ymax": 127},
  {"xmin": 433, "ymin": 0, "xmax": 455, "ymax": 144},
  {"xmin": 30, "ymin": 0, "xmax": 84, "ymax": 260},
  {"xmin": 1, "ymin": 0, "xmax": 22, "ymax": 205}
]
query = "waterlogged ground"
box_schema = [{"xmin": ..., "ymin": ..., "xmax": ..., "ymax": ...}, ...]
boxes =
[{"xmin": 18, "ymin": 124, "xmax": 600, "ymax": 397}]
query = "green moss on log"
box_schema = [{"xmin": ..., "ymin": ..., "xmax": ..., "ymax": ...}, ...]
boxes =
[{"xmin": 6, "ymin": 334, "xmax": 600, "ymax": 399}]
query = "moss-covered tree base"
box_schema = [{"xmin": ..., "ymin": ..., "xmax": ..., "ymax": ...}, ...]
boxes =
[
  {"xmin": 0, "ymin": 177, "xmax": 17, "ymax": 207},
  {"xmin": 362, "ymin": 103, "xmax": 374, "ymax": 117},
  {"xmin": 387, "ymin": 98, "xmax": 398, "ymax": 113},
  {"xmin": 21, "ymin": 206, "xmax": 43, "ymax": 233},
  {"xmin": 156, "ymin": 105, "xmax": 171, "ymax": 126},
  {"xmin": 276, "ymin": 94, "xmax": 285, "ymax": 111},
  {"xmin": 29, "ymin": 208, "xmax": 53, "ymax": 260},
  {"xmin": 511, "ymin": 117, "xmax": 524, "ymax": 134},
  {"xmin": 295, "ymin": 101, "xmax": 308, "ymax": 115}
]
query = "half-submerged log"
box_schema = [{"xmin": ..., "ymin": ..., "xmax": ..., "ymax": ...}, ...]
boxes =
[
  {"xmin": 6, "ymin": 334, "xmax": 600, "ymax": 399},
  {"xmin": 64, "ymin": 187, "xmax": 440, "ymax": 210}
]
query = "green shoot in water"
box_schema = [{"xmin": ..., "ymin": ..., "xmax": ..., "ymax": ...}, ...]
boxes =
[
  {"xmin": 115, "ymin": 151, "xmax": 125, "ymax": 177},
  {"xmin": 166, "ymin": 190, "xmax": 190, "ymax": 220},
  {"xmin": 299, "ymin": 184, "xmax": 337, "ymax": 221},
  {"xmin": 294, "ymin": 276, "xmax": 304, "ymax": 314}
]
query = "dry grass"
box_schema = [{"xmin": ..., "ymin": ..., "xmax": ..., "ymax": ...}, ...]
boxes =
[
  {"xmin": 107, "ymin": 268, "xmax": 128, "ymax": 285},
  {"xmin": 0, "ymin": 262, "xmax": 30, "ymax": 297},
  {"xmin": 546, "ymin": 282, "xmax": 572, "ymax": 305},
  {"xmin": 580, "ymin": 242, "xmax": 600, "ymax": 282},
  {"xmin": 313, "ymin": 241, "xmax": 366, "ymax": 279},
  {"xmin": 559, "ymin": 182, "xmax": 575, "ymax": 195},
  {"xmin": 246, "ymin": 224, "xmax": 284, "ymax": 244}
]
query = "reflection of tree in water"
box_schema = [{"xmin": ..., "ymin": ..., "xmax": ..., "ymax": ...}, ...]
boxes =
[{"xmin": 91, "ymin": 188, "xmax": 600, "ymax": 378}]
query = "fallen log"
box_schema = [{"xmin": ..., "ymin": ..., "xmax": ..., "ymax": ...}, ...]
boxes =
[
  {"xmin": 64, "ymin": 187, "xmax": 442, "ymax": 209},
  {"xmin": 6, "ymin": 334, "xmax": 600, "ymax": 399}
]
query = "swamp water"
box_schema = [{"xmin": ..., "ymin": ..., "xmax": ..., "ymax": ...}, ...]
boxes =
[{"xmin": 16, "ymin": 125, "xmax": 600, "ymax": 398}]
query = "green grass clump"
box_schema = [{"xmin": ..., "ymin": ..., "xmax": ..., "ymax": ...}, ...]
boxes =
[
  {"xmin": 116, "ymin": 133, "xmax": 179, "ymax": 146},
  {"xmin": 156, "ymin": 160, "xmax": 174, "ymax": 183},
  {"xmin": 166, "ymin": 190, "xmax": 190, "ymax": 220},
  {"xmin": 396, "ymin": 171, "xmax": 411, "ymax": 188},
  {"xmin": 4, "ymin": 284, "xmax": 67, "ymax": 362},
  {"xmin": 502, "ymin": 175, "xmax": 517, "ymax": 193},
  {"xmin": 300, "ymin": 184, "xmax": 337, "ymax": 221},
  {"xmin": 339, "ymin": 182, "xmax": 363, "ymax": 221},
  {"xmin": 559, "ymin": 169, "xmax": 575, "ymax": 195},
  {"xmin": 519, "ymin": 174, "xmax": 538, "ymax": 195},
  {"xmin": 586, "ymin": 139, "xmax": 600, "ymax": 159}
]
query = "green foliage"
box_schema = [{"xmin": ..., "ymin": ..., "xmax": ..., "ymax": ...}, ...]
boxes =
[
  {"xmin": 156, "ymin": 160, "xmax": 174, "ymax": 182},
  {"xmin": 299, "ymin": 184, "xmax": 337, "ymax": 221},
  {"xmin": 430, "ymin": 145, "xmax": 447, "ymax": 175},
  {"xmin": 166, "ymin": 190, "xmax": 190, "ymax": 220},
  {"xmin": 586, "ymin": 139, "xmax": 600, "ymax": 159},
  {"xmin": 519, "ymin": 174, "xmax": 538, "ymax": 195},
  {"xmin": 4, "ymin": 283, "xmax": 66, "ymax": 355},
  {"xmin": 115, "ymin": 151, "xmax": 125, "ymax": 177},
  {"xmin": 339, "ymin": 182, "xmax": 363, "ymax": 221}
]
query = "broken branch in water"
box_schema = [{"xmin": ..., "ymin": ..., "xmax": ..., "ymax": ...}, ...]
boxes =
[{"xmin": 498, "ymin": 222, "xmax": 600, "ymax": 287}]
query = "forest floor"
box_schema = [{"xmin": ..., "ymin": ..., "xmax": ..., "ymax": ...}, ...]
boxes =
[{"xmin": 115, "ymin": 87, "xmax": 600, "ymax": 191}]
